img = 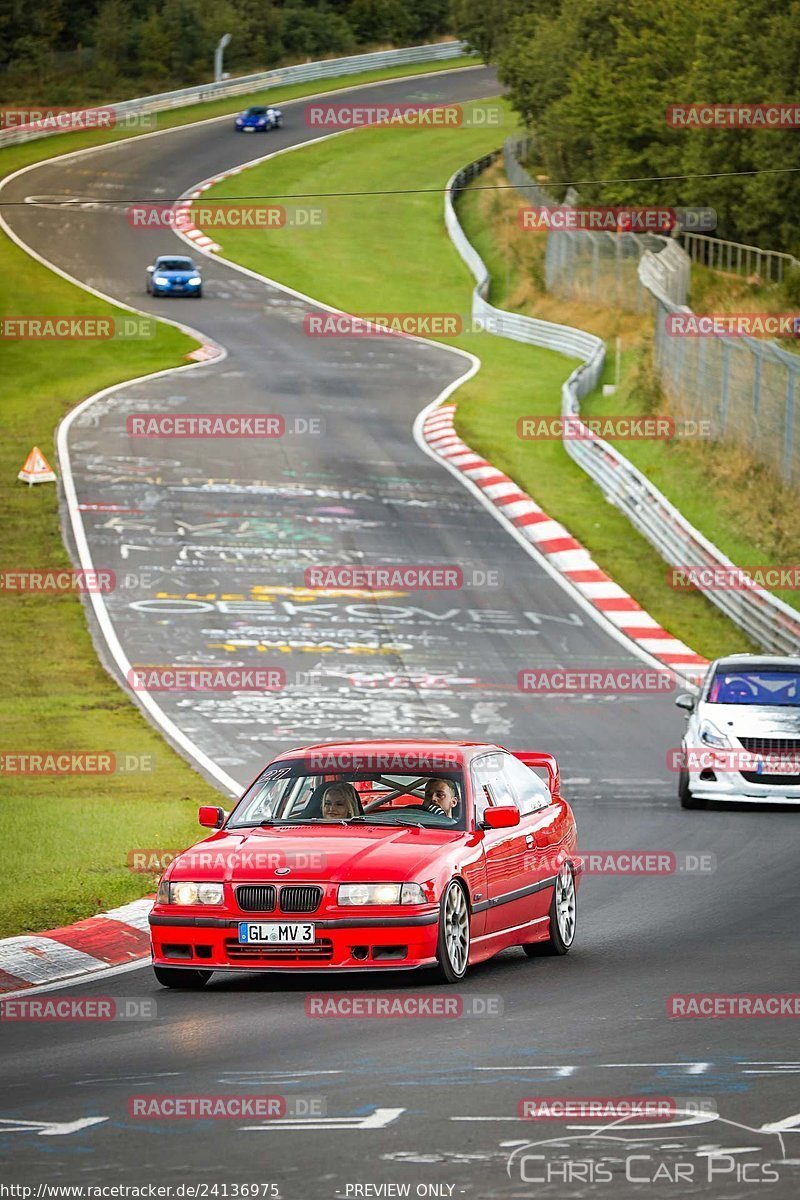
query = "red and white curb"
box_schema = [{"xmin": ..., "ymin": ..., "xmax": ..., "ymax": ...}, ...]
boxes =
[
  {"xmin": 177, "ymin": 176, "xmax": 246, "ymax": 366},
  {"xmin": 174, "ymin": 193, "xmax": 221, "ymax": 253},
  {"xmin": 175, "ymin": 167, "xmax": 248, "ymax": 254},
  {"xmin": 422, "ymin": 405, "xmax": 708, "ymax": 683},
  {"xmin": 175, "ymin": 192, "xmax": 225, "ymax": 363},
  {"xmin": 186, "ymin": 342, "xmax": 223, "ymax": 363},
  {"xmin": 0, "ymin": 899, "xmax": 152, "ymax": 994}
]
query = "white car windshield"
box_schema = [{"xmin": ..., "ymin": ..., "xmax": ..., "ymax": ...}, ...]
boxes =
[{"xmin": 707, "ymin": 669, "xmax": 800, "ymax": 706}]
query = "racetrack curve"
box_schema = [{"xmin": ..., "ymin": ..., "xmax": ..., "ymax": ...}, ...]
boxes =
[{"xmin": 1, "ymin": 66, "xmax": 798, "ymax": 1196}]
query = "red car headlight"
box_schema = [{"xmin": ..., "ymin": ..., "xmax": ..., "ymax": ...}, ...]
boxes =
[
  {"xmin": 337, "ymin": 883, "xmax": 426, "ymax": 906},
  {"xmin": 158, "ymin": 880, "xmax": 224, "ymax": 906}
]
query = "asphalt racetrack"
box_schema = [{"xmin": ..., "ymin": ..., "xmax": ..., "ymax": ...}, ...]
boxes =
[{"xmin": 1, "ymin": 66, "xmax": 797, "ymax": 1197}]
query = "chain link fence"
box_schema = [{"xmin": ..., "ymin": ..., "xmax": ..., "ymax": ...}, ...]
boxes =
[
  {"xmin": 502, "ymin": 137, "xmax": 683, "ymax": 313},
  {"xmin": 505, "ymin": 136, "xmax": 800, "ymax": 487},
  {"xmin": 641, "ymin": 253, "xmax": 800, "ymax": 486},
  {"xmin": 450, "ymin": 149, "xmax": 800, "ymax": 653}
]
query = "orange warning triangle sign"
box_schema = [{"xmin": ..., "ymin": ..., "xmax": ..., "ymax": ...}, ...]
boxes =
[{"xmin": 18, "ymin": 445, "xmax": 57, "ymax": 485}]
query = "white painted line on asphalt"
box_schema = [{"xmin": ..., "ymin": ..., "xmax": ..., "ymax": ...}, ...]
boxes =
[
  {"xmin": 166, "ymin": 120, "xmax": 697, "ymax": 680},
  {"xmin": 241, "ymin": 1107, "xmax": 405, "ymax": 1131},
  {"xmin": 0, "ymin": 1117, "xmax": 108, "ymax": 1137},
  {"xmin": 0, "ymin": 175, "xmax": 240, "ymax": 799},
  {"xmin": 474, "ymin": 1062, "xmax": 716, "ymax": 1072},
  {"xmin": 761, "ymin": 1112, "xmax": 800, "ymax": 1133},
  {"xmin": 0, "ymin": 65, "xmax": 489, "ymax": 807}
]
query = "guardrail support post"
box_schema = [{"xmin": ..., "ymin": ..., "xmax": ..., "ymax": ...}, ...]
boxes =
[
  {"xmin": 720, "ymin": 341, "xmax": 730, "ymax": 436},
  {"xmin": 785, "ymin": 369, "xmax": 796, "ymax": 485},
  {"xmin": 752, "ymin": 349, "xmax": 762, "ymax": 448}
]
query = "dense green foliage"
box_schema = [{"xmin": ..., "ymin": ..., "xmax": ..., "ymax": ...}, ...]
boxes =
[
  {"xmin": 452, "ymin": 0, "xmax": 800, "ymax": 252},
  {"xmin": 0, "ymin": 0, "xmax": 450, "ymax": 102}
]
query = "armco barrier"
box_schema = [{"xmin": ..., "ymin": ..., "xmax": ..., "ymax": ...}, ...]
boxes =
[
  {"xmin": 0, "ymin": 41, "xmax": 471, "ymax": 148},
  {"xmin": 445, "ymin": 154, "xmax": 800, "ymax": 654}
]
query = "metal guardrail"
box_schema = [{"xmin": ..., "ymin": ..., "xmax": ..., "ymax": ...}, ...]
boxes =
[
  {"xmin": 682, "ymin": 231, "xmax": 800, "ymax": 284},
  {"xmin": 448, "ymin": 157, "xmax": 604, "ymax": 366},
  {"xmin": 504, "ymin": 138, "xmax": 800, "ymax": 487},
  {"xmin": 446, "ymin": 153, "xmax": 800, "ymax": 654},
  {"xmin": 0, "ymin": 41, "xmax": 471, "ymax": 148}
]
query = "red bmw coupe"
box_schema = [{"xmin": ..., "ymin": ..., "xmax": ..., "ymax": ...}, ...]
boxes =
[{"xmin": 149, "ymin": 740, "xmax": 581, "ymax": 987}]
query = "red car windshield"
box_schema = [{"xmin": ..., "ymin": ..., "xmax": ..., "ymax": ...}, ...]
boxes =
[{"xmin": 228, "ymin": 765, "xmax": 466, "ymax": 830}]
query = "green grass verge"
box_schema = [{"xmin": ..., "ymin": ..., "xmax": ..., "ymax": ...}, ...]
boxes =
[
  {"xmin": 198, "ymin": 100, "xmax": 755, "ymax": 659},
  {"xmin": 0, "ymin": 183, "xmax": 220, "ymax": 940},
  {"xmin": 466, "ymin": 165, "xmax": 799, "ymax": 612},
  {"xmin": 0, "ymin": 57, "xmax": 479, "ymax": 177},
  {"xmin": 0, "ymin": 58, "xmax": 481, "ymax": 938}
]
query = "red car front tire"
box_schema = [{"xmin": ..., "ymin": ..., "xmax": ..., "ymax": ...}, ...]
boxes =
[{"xmin": 433, "ymin": 880, "xmax": 470, "ymax": 983}]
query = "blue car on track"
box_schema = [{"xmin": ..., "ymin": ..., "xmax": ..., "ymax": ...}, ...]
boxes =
[
  {"xmin": 146, "ymin": 256, "xmax": 202, "ymax": 298},
  {"xmin": 234, "ymin": 105, "xmax": 283, "ymax": 132}
]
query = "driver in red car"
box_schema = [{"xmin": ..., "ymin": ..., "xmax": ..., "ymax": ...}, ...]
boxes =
[{"xmin": 423, "ymin": 778, "xmax": 459, "ymax": 818}]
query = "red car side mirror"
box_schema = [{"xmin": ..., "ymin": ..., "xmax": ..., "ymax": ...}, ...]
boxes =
[
  {"xmin": 482, "ymin": 805, "xmax": 521, "ymax": 830},
  {"xmin": 198, "ymin": 805, "xmax": 225, "ymax": 829}
]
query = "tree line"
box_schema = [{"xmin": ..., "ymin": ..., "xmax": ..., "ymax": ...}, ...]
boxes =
[
  {"xmin": 0, "ymin": 0, "xmax": 450, "ymax": 103},
  {"xmin": 452, "ymin": 0, "xmax": 800, "ymax": 254}
]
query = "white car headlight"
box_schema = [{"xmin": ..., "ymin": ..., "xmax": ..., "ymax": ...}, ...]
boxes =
[
  {"xmin": 698, "ymin": 719, "xmax": 731, "ymax": 749},
  {"xmin": 154, "ymin": 274, "xmax": 169, "ymax": 285},
  {"xmin": 166, "ymin": 881, "xmax": 224, "ymax": 906},
  {"xmin": 188, "ymin": 276, "xmax": 201, "ymax": 285},
  {"xmin": 338, "ymin": 883, "xmax": 426, "ymax": 906}
]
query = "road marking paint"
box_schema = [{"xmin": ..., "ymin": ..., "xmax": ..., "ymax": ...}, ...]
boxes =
[
  {"xmin": 761, "ymin": 1112, "xmax": 800, "ymax": 1133},
  {"xmin": 241, "ymin": 1107, "xmax": 404, "ymax": 1132},
  {"xmin": 0, "ymin": 1117, "xmax": 108, "ymax": 1136}
]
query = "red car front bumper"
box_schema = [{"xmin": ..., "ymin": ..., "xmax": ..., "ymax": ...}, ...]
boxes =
[{"xmin": 149, "ymin": 908, "xmax": 440, "ymax": 971}]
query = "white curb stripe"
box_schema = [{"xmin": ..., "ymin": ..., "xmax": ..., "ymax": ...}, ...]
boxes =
[{"xmin": 418, "ymin": 408, "xmax": 708, "ymax": 683}]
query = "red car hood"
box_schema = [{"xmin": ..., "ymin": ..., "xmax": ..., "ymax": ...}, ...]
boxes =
[{"xmin": 172, "ymin": 824, "xmax": 466, "ymax": 884}]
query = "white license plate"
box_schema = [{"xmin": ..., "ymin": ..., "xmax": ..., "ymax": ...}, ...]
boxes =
[
  {"xmin": 756, "ymin": 759, "xmax": 800, "ymax": 776},
  {"xmin": 238, "ymin": 922, "xmax": 316, "ymax": 944},
  {"xmin": 244, "ymin": 126, "xmax": 255, "ymax": 132}
]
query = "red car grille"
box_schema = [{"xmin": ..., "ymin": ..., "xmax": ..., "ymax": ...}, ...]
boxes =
[
  {"xmin": 224, "ymin": 939, "xmax": 333, "ymax": 963},
  {"xmin": 279, "ymin": 885, "xmax": 322, "ymax": 913},
  {"xmin": 236, "ymin": 885, "xmax": 277, "ymax": 912},
  {"xmin": 234, "ymin": 884, "xmax": 322, "ymax": 913}
]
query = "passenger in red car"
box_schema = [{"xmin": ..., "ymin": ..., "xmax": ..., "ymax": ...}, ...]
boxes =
[
  {"xmin": 321, "ymin": 782, "xmax": 361, "ymax": 819},
  {"xmin": 423, "ymin": 778, "xmax": 458, "ymax": 818}
]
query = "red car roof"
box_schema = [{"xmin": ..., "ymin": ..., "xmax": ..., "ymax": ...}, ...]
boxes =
[{"xmin": 272, "ymin": 739, "xmax": 501, "ymax": 764}]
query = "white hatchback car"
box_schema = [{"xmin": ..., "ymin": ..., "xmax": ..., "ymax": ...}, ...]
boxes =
[{"xmin": 675, "ymin": 655, "xmax": 800, "ymax": 808}]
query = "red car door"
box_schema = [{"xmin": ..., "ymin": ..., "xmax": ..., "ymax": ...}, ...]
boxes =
[
  {"xmin": 471, "ymin": 753, "xmax": 531, "ymax": 936},
  {"xmin": 504, "ymin": 753, "xmax": 565, "ymax": 923}
]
